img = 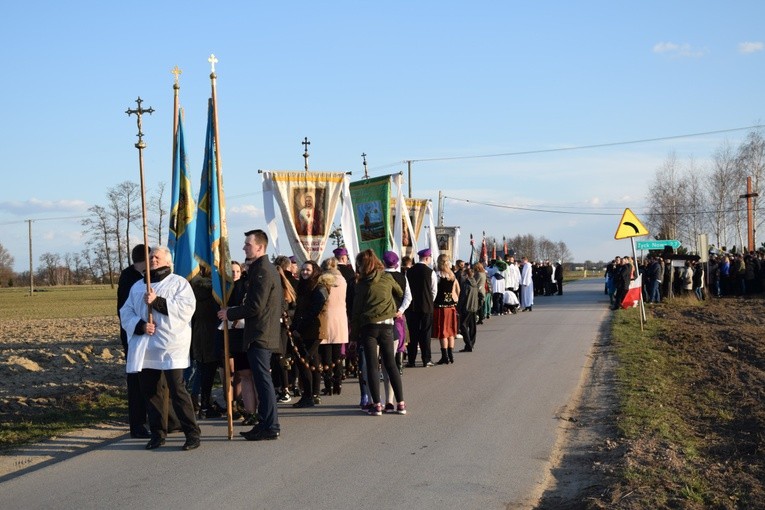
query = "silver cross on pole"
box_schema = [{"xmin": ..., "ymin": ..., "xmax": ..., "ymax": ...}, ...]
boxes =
[{"xmin": 125, "ymin": 97, "xmax": 154, "ymax": 149}]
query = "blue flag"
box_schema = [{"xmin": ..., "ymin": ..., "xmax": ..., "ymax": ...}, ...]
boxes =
[
  {"xmin": 194, "ymin": 99, "xmax": 231, "ymax": 305},
  {"xmin": 168, "ymin": 109, "xmax": 199, "ymax": 280}
]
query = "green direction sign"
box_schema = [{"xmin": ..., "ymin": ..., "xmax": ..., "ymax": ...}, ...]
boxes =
[{"xmin": 635, "ymin": 240, "xmax": 681, "ymax": 250}]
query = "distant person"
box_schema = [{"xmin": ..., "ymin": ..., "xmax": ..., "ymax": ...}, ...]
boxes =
[
  {"xmin": 520, "ymin": 256, "xmax": 534, "ymax": 311},
  {"xmin": 405, "ymin": 248, "xmax": 437, "ymax": 367},
  {"xmin": 120, "ymin": 246, "xmax": 201, "ymax": 451},
  {"xmin": 554, "ymin": 260, "xmax": 564, "ymax": 295}
]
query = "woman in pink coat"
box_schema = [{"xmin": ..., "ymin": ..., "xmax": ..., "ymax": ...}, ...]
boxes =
[{"xmin": 318, "ymin": 257, "xmax": 349, "ymax": 395}]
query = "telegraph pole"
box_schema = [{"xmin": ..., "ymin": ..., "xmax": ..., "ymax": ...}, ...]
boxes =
[
  {"xmin": 739, "ymin": 176, "xmax": 759, "ymax": 253},
  {"xmin": 26, "ymin": 219, "xmax": 33, "ymax": 296},
  {"xmin": 407, "ymin": 160, "xmax": 412, "ymax": 198}
]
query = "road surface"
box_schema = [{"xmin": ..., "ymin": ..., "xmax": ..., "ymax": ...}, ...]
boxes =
[{"xmin": 0, "ymin": 279, "xmax": 609, "ymax": 509}]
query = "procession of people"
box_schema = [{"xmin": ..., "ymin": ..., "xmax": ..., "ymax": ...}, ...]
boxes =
[{"xmin": 118, "ymin": 235, "xmax": 554, "ymax": 450}]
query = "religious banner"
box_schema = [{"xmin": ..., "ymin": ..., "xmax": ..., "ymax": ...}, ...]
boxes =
[
  {"xmin": 391, "ymin": 197, "xmax": 429, "ymax": 257},
  {"xmin": 350, "ymin": 175, "xmax": 392, "ymax": 258},
  {"xmin": 434, "ymin": 226, "xmax": 460, "ymax": 263},
  {"xmin": 261, "ymin": 171, "xmax": 347, "ymax": 263}
]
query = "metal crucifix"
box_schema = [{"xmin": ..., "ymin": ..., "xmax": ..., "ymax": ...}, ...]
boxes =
[
  {"xmin": 126, "ymin": 97, "xmax": 155, "ymax": 322},
  {"xmin": 302, "ymin": 137, "xmax": 311, "ymax": 171},
  {"xmin": 362, "ymin": 152, "xmax": 368, "ymax": 178},
  {"xmin": 126, "ymin": 97, "xmax": 155, "ymax": 149}
]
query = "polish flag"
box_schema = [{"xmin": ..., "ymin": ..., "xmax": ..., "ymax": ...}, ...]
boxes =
[{"xmin": 621, "ymin": 274, "xmax": 642, "ymax": 309}]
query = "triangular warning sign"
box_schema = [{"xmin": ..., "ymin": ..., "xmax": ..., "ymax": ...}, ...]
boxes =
[{"xmin": 615, "ymin": 208, "xmax": 649, "ymax": 240}]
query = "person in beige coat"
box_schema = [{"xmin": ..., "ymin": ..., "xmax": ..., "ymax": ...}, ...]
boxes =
[{"xmin": 318, "ymin": 257, "xmax": 349, "ymax": 395}]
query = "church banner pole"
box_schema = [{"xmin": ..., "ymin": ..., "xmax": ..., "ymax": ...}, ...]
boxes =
[
  {"xmin": 209, "ymin": 54, "xmax": 234, "ymax": 440},
  {"xmin": 126, "ymin": 97, "xmax": 155, "ymax": 324}
]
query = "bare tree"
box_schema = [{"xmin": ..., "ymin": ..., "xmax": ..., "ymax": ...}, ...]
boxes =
[
  {"xmin": 107, "ymin": 181, "xmax": 141, "ymax": 271},
  {"xmin": 536, "ymin": 236, "xmax": 557, "ymax": 261},
  {"xmin": 554, "ymin": 241, "xmax": 572, "ymax": 263},
  {"xmin": 150, "ymin": 181, "xmax": 168, "ymax": 246},
  {"xmin": 507, "ymin": 234, "xmax": 534, "ymax": 261},
  {"xmin": 0, "ymin": 243, "xmax": 14, "ymax": 287},
  {"xmin": 682, "ymin": 157, "xmax": 707, "ymax": 253},
  {"xmin": 39, "ymin": 252, "xmax": 61, "ymax": 286},
  {"xmin": 82, "ymin": 205, "xmax": 116, "ymax": 288},
  {"xmin": 706, "ymin": 142, "xmax": 738, "ymax": 249},
  {"xmin": 646, "ymin": 152, "xmax": 685, "ymax": 243}
]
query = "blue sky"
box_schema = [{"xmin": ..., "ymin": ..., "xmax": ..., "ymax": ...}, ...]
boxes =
[{"xmin": 1, "ymin": 2, "xmax": 764, "ymax": 271}]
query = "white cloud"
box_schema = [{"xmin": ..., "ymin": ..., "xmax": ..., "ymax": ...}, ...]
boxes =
[
  {"xmin": 653, "ymin": 42, "xmax": 705, "ymax": 58},
  {"xmin": 228, "ymin": 204, "xmax": 263, "ymax": 219},
  {"xmin": 738, "ymin": 41, "xmax": 764, "ymax": 54},
  {"xmin": 0, "ymin": 198, "xmax": 88, "ymax": 216}
]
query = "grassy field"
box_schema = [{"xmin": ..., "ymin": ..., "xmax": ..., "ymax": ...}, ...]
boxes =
[{"xmin": 0, "ymin": 285, "xmax": 117, "ymax": 321}]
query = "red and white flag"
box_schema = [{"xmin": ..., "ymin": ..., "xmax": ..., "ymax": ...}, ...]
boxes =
[{"xmin": 621, "ymin": 274, "xmax": 642, "ymax": 309}]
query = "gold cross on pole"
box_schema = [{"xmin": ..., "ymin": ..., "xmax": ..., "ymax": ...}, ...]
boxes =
[
  {"xmin": 171, "ymin": 65, "xmax": 182, "ymax": 86},
  {"xmin": 208, "ymin": 54, "xmax": 218, "ymax": 74}
]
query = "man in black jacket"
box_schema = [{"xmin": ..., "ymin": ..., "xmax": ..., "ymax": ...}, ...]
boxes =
[
  {"xmin": 219, "ymin": 229, "xmax": 284, "ymax": 441},
  {"xmin": 405, "ymin": 248, "xmax": 437, "ymax": 367},
  {"xmin": 117, "ymin": 245, "xmax": 150, "ymax": 438}
]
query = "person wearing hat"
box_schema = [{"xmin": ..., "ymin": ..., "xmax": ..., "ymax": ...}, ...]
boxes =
[
  {"xmin": 404, "ymin": 248, "xmax": 437, "ymax": 367},
  {"xmin": 382, "ymin": 251, "xmax": 412, "ymax": 409}
]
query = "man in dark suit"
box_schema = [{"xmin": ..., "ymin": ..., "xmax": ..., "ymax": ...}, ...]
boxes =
[
  {"xmin": 405, "ymin": 248, "xmax": 437, "ymax": 367},
  {"xmin": 219, "ymin": 229, "xmax": 284, "ymax": 441}
]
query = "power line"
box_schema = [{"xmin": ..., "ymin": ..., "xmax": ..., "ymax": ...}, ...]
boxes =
[
  {"xmin": 0, "ymin": 215, "xmax": 88, "ymax": 226},
  {"xmin": 444, "ymin": 195, "xmax": 764, "ymax": 218},
  {"xmin": 368, "ymin": 124, "xmax": 764, "ymax": 170}
]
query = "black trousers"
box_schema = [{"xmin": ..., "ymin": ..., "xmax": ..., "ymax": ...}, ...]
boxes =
[
  {"xmin": 405, "ymin": 310, "xmax": 433, "ymax": 364},
  {"xmin": 139, "ymin": 368, "xmax": 200, "ymax": 440},
  {"xmin": 460, "ymin": 311, "xmax": 477, "ymax": 350}
]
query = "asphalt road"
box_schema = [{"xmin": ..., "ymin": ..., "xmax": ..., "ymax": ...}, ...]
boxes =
[{"xmin": 0, "ymin": 279, "xmax": 609, "ymax": 510}]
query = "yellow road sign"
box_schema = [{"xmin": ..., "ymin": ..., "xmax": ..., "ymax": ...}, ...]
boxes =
[{"xmin": 615, "ymin": 208, "xmax": 649, "ymax": 240}]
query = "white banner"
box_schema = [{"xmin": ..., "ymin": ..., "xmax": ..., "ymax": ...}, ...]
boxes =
[{"xmin": 261, "ymin": 171, "xmax": 347, "ymax": 263}]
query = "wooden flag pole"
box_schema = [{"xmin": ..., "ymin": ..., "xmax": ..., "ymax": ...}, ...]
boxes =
[
  {"xmin": 209, "ymin": 54, "xmax": 234, "ymax": 440},
  {"xmin": 126, "ymin": 97, "xmax": 155, "ymax": 324}
]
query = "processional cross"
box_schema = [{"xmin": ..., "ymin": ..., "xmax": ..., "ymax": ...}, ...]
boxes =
[
  {"xmin": 125, "ymin": 97, "xmax": 154, "ymax": 149},
  {"xmin": 302, "ymin": 137, "xmax": 311, "ymax": 171}
]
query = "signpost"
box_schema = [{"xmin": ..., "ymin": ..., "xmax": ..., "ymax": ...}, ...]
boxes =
[
  {"xmin": 635, "ymin": 240, "xmax": 680, "ymax": 251},
  {"xmin": 614, "ymin": 208, "xmax": 649, "ymax": 328}
]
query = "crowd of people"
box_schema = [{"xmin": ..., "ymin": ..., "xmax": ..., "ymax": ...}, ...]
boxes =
[
  {"xmin": 605, "ymin": 249, "xmax": 765, "ymax": 308},
  {"xmin": 118, "ymin": 231, "xmax": 560, "ymax": 450}
]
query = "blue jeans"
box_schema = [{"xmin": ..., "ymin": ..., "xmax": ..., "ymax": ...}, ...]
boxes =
[
  {"xmin": 247, "ymin": 345, "xmax": 280, "ymax": 433},
  {"xmin": 649, "ymin": 279, "xmax": 661, "ymax": 303}
]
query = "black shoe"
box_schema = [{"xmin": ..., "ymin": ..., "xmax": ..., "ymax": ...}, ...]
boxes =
[
  {"xmin": 241, "ymin": 428, "xmax": 280, "ymax": 441},
  {"xmin": 181, "ymin": 437, "xmax": 201, "ymax": 451},
  {"xmin": 130, "ymin": 427, "xmax": 152, "ymax": 439},
  {"xmin": 200, "ymin": 407, "xmax": 222, "ymax": 419},
  {"xmin": 458, "ymin": 348, "xmax": 472, "ymax": 353},
  {"xmin": 292, "ymin": 398, "xmax": 315, "ymax": 408},
  {"xmin": 145, "ymin": 437, "xmax": 165, "ymax": 450},
  {"xmin": 405, "ymin": 362, "xmax": 416, "ymax": 368},
  {"xmin": 436, "ymin": 358, "xmax": 449, "ymax": 365}
]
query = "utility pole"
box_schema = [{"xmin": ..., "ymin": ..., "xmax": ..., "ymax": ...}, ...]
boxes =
[
  {"xmin": 739, "ymin": 176, "xmax": 759, "ymax": 253},
  {"xmin": 26, "ymin": 219, "xmax": 33, "ymax": 296},
  {"xmin": 361, "ymin": 153, "xmax": 368, "ymax": 178},
  {"xmin": 406, "ymin": 160, "xmax": 412, "ymax": 198}
]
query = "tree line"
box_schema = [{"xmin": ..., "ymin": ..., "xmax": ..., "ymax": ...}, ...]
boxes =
[
  {"xmin": 0, "ymin": 181, "xmax": 167, "ymax": 288},
  {"xmin": 646, "ymin": 128, "xmax": 764, "ymax": 254}
]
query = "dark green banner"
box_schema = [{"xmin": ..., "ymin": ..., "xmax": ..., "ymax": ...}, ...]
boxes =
[{"xmin": 350, "ymin": 175, "xmax": 391, "ymax": 259}]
